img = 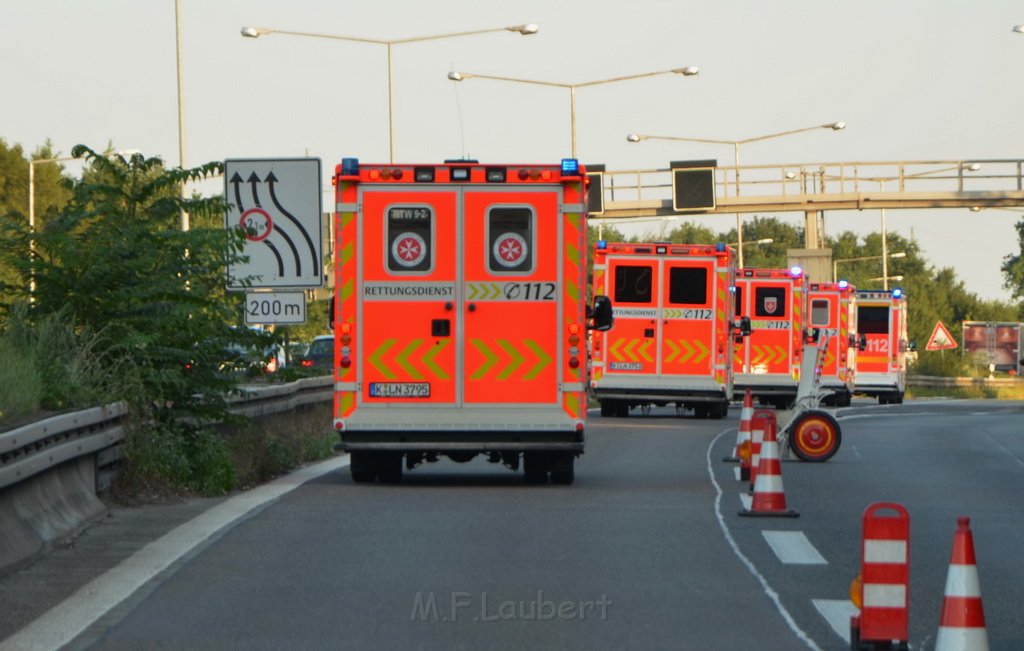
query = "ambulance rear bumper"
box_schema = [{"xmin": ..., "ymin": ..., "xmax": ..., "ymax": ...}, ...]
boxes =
[
  {"xmin": 592, "ymin": 387, "xmax": 727, "ymax": 403},
  {"xmin": 336, "ymin": 431, "xmax": 583, "ymax": 453}
]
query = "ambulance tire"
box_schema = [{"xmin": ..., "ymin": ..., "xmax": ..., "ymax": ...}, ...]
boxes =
[
  {"xmin": 894, "ymin": 391, "xmax": 904, "ymax": 404},
  {"xmin": 600, "ymin": 401, "xmax": 614, "ymax": 418},
  {"xmin": 523, "ymin": 452, "xmax": 549, "ymax": 484},
  {"xmin": 693, "ymin": 405, "xmax": 709, "ymax": 419},
  {"xmin": 711, "ymin": 401, "xmax": 728, "ymax": 419},
  {"xmin": 788, "ymin": 410, "xmax": 841, "ymax": 462},
  {"xmin": 614, "ymin": 402, "xmax": 630, "ymax": 418},
  {"xmin": 349, "ymin": 452, "xmax": 377, "ymax": 483},
  {"xmin": 550, "ymin": 453, "xmax": 575, "ymax": 485}
]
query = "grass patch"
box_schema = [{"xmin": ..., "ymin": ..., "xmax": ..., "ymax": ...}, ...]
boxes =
[{"xmin": 110, "ymin": 402, "xmax": 335, "ymax": 503}]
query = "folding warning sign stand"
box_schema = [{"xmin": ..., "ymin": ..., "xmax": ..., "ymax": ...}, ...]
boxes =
[{"xmin": 850, "ymin": 502, "xmax": 910, "ymax": 651}]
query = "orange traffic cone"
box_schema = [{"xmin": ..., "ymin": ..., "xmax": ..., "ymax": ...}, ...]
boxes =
[
  {"xmin": 726, "ymin": 389, "xmax": 753, "ymax": 467},
  {"xmin": 935, "ymin": 517, "xmax": 989, "ymax": 651},
  {"xmin": 739, "ymin": 415, "xmax": 798, "ymax": 518}
]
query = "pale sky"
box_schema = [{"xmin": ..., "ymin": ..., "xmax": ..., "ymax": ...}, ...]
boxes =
[{"xmin": 3, "ymin": 0, "xmax": 1023, "ymax": 301}]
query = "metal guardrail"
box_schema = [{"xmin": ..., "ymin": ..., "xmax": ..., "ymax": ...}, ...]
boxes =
[
  {"xmin": 0, "ymin": 403, "xmax": 128, "ymax": 493},
  {"xmin": 595, "ymin": 158, "xmax": 1024, "ymax": 219},
  {"xmin": 0, "ymin": 375, "xmax": 334, "ymax": 495},
  {"xmin": 907, "ymin": 375, "xmax": 1023, "ymax": 389}
]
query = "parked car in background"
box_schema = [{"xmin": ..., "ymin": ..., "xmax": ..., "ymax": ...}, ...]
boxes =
[{"xmin": 300, "ymin": 335, "xmax": 334, "ymax": 372}]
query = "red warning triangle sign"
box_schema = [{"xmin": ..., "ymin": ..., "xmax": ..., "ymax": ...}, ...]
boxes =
[{"xmin": 926, "ymin": 320, "xmax": 958, "ymax": 351}]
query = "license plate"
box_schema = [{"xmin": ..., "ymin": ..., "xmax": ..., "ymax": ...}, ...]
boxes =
[{"xmin": 369, "ymin": 382, "xmax": 430, "ymax": 398}]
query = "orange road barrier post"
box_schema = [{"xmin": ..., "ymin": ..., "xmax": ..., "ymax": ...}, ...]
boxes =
[{"xmin": 849, "ymin": 502, "xmax": 910, "ymax": 650}]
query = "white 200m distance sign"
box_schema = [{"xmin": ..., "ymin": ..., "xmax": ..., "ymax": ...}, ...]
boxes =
[{"xmin": 224, "ymin": 158, "xmax": 323, "ymax": 290}]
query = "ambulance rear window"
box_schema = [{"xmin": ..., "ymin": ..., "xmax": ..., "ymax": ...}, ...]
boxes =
[
  {"xmin": 668, "ymin": 267, "xmax": 708, "ymax": 304},
  {"xmin": 614, "ymin": 265, "xmax": 652, "ymax": 303},
  {"xmin": 810, "ymin": 298, "xmax": 831, "ymax": 326},
  {"xmin": 755, "ymin": 287, "xmax": 787, "ymax": 317},
  {"xmin": 859, "ymin": 306, "xmax": 890, "ymax": 334},
  {"xmin": 488, "ymin": 207, "xmax": 533, "ymax": 273},
  {"xmin": 386, "ymin": 205, "xmax": 432, "ymax": 273}
]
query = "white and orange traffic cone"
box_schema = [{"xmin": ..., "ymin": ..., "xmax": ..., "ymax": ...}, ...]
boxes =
[
  {"xmin": 935, "ymin": 517, "xmax": 989, "ymax": 651},
  {"xmin": 726, "ymin": 389, "xmax": 754, "ymax": 466},
  {"xmin": 739, "ymin": 414, "xmax": 798, "ymax": 518}
]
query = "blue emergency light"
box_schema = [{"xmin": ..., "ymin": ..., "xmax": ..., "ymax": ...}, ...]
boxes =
[
  {"xmin": 790, "ymin": 266, "xmax": 803, "ymax": 277},
  {"xmin": 596, "ymin": 240, "xmax": 608, "ymax": 250},
  {"xmin": 838, "ymin": 280, "xmax": 849, "ymax": 289},
  {"xmin": 561, "ymin": 158, "xmax": 580, "ymax": 175},
  {"xmin": 341, "ymin": 157, "xmax": 360, "ymax": 175},
  {"xmin": 715, "ymin": 242, "xmax": 726, "ymax": 252},
  {"xmin": 892, "ymin": 288, "xmax": 903, "ymax": 298}
]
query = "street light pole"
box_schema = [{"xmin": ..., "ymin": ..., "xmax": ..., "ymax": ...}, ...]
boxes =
[
  {"xmin": 833, "ymin": 251, "xmax": 906, "ymax": 285},
  {"xmin": 175, "ymin": 0, "xmax": 189, "ymax": 231},
  {"xmin": 626, "ymin": 122, "xmax": 845, "ymax": 267},
  {"xmin": 449, "ymin": 67, "xmax": 700, "ymax": 158},
  {"xmin": 242, "ymin": 24, "xmax": 539, "ymax": 162}
]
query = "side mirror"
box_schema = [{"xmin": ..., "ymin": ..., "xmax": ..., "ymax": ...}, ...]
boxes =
[
  {"xmin": 907, "ymin": 340, "xmax": 917, "ymax": 352},
  {"xmin": 858, "ymin": 334, "xmax": 867, "ymax": 351},
  {"xmin": 737, "ymin": 315, "xmax": 752, "ymax": 337},
  {"xmin": 589, "ymin": 295, "xmax": 614, "ymax": 332}
]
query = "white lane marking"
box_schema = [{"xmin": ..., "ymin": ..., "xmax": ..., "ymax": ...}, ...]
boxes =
[
  {"xmin": 706, "ymin": 429, "xmax": 823, "ymax": 651},
  {"xmin": 739, "ymin": 492, "xmax": 752, "ymax": 511},
  {"xmin": 0, "ymin": 455, "xmax": 351, "ymax": 651},
  {"xmin": 812, "ymin": 599, "xmax": 858, "ymax": 645},
  {"xmin": 762, "ymin": 531, "xmax": 828, "ymax": 565}
]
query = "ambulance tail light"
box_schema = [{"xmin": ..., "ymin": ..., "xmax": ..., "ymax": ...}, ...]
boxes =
[{"xmin": 340, "ymin": 356, "xmax": 352, "ymax": 369}]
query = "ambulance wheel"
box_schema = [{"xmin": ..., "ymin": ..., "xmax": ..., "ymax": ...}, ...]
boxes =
[
  {"xmin": 693, "ymin": 405, "xmax": 709, "ymax": 419},
  {"xmin": 523, "ymin": 452, "xmax": 549, "ymax": 484},
  {"xmin": 349, "ymin": 452, "xmax": 377, "ymax": 483},
  {"xmin": 614, "ymin": 402, "xmax": 630, "ymax": 418},
  {"xmin": 600, "ymin": 401, "xmax": 614, "ymax": 417},
  {"xmin": 789, "ymin": 410, "xmax": 841, "ymax": 462},
  {"xmin": 550, "ymin": 453, "xmax": 575, "ymax": 485},
  {"xmin": 894, "ymin": 391, "xmax": 904, "ymax": 404},
  {"xmin": 711, "ymin": 401, "xmax": 728, "ymax": 419}
]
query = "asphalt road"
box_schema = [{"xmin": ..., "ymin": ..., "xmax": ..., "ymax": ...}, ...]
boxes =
[{"xmin": 1, "ymin": 398, "xmax": 1021, "ymax": 650}]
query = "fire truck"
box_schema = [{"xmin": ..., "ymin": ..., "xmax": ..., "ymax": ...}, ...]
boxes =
[
  {"xmin": 733, "ymin": 267, "xmax": 807, "ymax": 409},
  {"xmin": 806, "ymin": 280, "xmax": 859, "ymax": 406},
  {"xmin": 854, "ymin": 288, "xmax": 910, "ymax": 404},
  {"xmin": 589, "ymin": 241, "xmax": 749, "ymax": 419},
  {"xmin": 330, "ymin": 158, "xmax": 612, "ymax": 484}
]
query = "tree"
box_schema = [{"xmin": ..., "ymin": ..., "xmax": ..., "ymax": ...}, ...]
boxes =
[
  {"xmin": 1001, "ymin": 218, "xmax": 1024, "ymax": 317},
  {"xmin": 0, "ymin": 145, "xmax": 250, "ymax": 422}
]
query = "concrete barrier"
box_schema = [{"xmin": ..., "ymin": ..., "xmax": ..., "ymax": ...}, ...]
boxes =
[{"xmin": 0, "ymin": 456, "xmax": 106, "ymax": 578}]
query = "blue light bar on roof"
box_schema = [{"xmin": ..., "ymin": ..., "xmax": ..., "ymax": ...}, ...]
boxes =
[
  {"xmin": 341, "ymin": 157, "xmax": 359, "ymax": 175},
  {"xmin": 892, "ymin": 288, "xmax": 903, "ymax": 298},
  {"xmin": 596, "ymin": 239, "xmax": 608, "ymax": 250},
  {"xmin": 561, "ymin": 158, "xmax": 580, "ymax": 174}
]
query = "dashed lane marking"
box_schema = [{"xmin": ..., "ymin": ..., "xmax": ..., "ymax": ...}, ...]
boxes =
[
  {"xmin": 762, "ymin": 531, "xmax": 828, "ymax": 565},
  {"xmin": 812, "ymin": 599, "xmax": 858, "ymax": 645},
  {"xmin": 706, "ymin": 428, "xmax": 823, "ymax": 651}
]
